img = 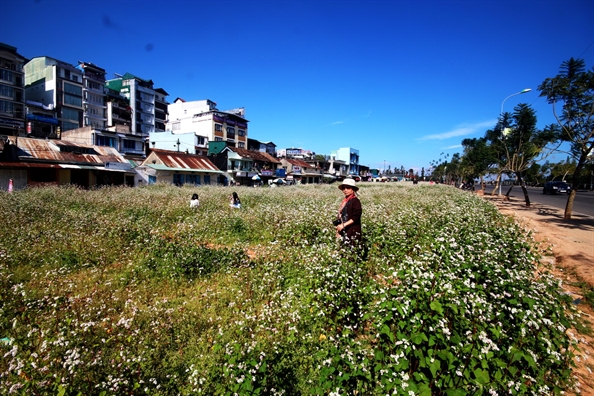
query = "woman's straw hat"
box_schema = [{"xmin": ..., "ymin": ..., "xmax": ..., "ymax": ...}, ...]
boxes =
[{"xmin": 338, "ymin": 178, "xmax": 359, "ymax": 191}]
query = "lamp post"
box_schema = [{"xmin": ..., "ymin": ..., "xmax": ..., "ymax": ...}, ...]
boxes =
[
  {"xmin": 498, "ymin": 88, "xmax": 532, "ymax": 195},
  {"xmin": 501, "ymin": 88, "xmax": 531, "ymax": 114},
  {"xmin": 383, "ymin": 160, "xmax": 386, "ymax": 175}
]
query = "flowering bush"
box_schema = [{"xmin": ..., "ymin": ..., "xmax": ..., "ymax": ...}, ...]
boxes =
[{"xmin": 0, "ymin": 183, "xmax": 578, "ymax": 395}]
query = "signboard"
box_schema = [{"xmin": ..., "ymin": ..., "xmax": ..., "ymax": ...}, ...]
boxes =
[
  {"xmin": 292, "ymin": 166, "xmax": 301, "ymax": 172},
  {"xmin": 261, "ymin": 170, "xmax": 273, "ymax": 176},
  {"xmin": 105, "ymin": 162, "xmax": 132, "ymax": 171},
  {"xmin": 286, "ymin": 149, "xmax": 302, "ymax": 156},
  {"xmin": 27, "ymin": 114, "xmax": 59, "ymax": 125}
]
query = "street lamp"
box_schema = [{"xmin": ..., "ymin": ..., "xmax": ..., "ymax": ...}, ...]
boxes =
[
  {"xmin": 383, "ymin": 160, "xmax": 386, "ymax": 175},
  {"xmin": 498, "ymin": 88, "xmax": 532, "ymax": 195},
  {"xmin": 501, "ymin": 88, "xmax": 531, "ymax": 115}
]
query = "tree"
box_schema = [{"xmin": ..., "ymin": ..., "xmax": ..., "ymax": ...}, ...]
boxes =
[
  {"xmin": 488, "ymin": 104, "xmax": 558, "ymax": 205},
  {"xmin": 461, "ymin": 137, "xmax": 496, "ymax": 189},
  {"xmin": 549, "ymin": 157, "xmax": 577, "ymax": 182},
  {"xmin": 538, "ymin": 58, "xmax": 594, "ymax": 219}
]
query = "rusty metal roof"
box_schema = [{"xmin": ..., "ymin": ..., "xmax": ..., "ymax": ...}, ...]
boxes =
[
  {"xmin": 143, "ymin": 149, "xmax": 220, "ymax": 171},
  {"xmin": 228, "ymin": 146, "xmax": 281, "ymax": 164},
  {"xmin": 286, "ymin": 158, "xmax": 312, "ymax": 168},
  {"xmin": 7, "ymin": 136, "xmax": 128, "ymax": 165}
]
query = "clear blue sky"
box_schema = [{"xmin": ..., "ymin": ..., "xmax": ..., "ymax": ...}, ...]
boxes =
[{"xmin": 3, "ymin": 0, "xmax": 593, "ymax": 173}]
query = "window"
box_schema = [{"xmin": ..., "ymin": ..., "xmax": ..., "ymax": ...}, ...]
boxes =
[
  {"xmin": 64, "ymin": 83, "xmax": 81, "ymax": 96},
  {"xmin": 197, "ymin": 136, "xmax": 205, "ymax": 145},
  {"xmin": 215, "ymin": 137, "xmax": 223, "ymax": 142},
  {"xmin": 204, "ymin": 175, "xmax": 211, "ymax": 185},
  {"xmin": 238, "ymin": 129, "xmax": 246, "ymax": 137},
  {"xmin": 62, "ymin": 107, "xmax": 79, "ymax": 121},
  {"xmin": 172, "ymin": 122, "xmax": 180, "ymax": 131},
  {"xmin": 148, "ymin": 175, "xmax": 156, "ymax": 184},
  {"xmin": 238, "ymin": 142, "xmax": 245, "ymax": 148},
  {"xmin": 173, "ymin": 173, "xmax": 184, "ymax": 186},
  {"xmin": 62, "ymin": 121, "xmax": 79, "ymax": 131},
  {"xmin": 0, "ymin": 69, "xmax": 13, "ymax": 82},
  {"xmin": 87, "ymin": 80, "xmax": 101, "ymax": 90},
  {"xmin": 96, "ymin": 135, "xmax": 115, "ymax": 147},
  {"xmin": 226, "ymin": 126, "xmax": 235, "ymax": 135},
  {"xmin": 0, "ymin": 100, "xmax": 14, "ymax": 114},
  {"xmin": 123, "ymin": 140, "xmax": 136, "ymax": 150},
  {"xmin": 64, "ymin": 94, "xmax": 82, "ymax": 107},
  {"xmin": 215, "ymin": 123, "xmax": 223, "ymax": 132},
  {"xmin": 186, "ymin": 174, "xmax": 200, "ymax": 185},
  {"xmin": 0, "ymin": 84, "xmax": 14, "ymax": 98}
]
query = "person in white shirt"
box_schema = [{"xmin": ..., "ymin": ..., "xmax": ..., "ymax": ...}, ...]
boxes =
[{"xmin": 190, "ymin": 193, "xmax": 200, "ymax": 209}]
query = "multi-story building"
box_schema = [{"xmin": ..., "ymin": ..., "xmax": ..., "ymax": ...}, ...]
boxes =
[
  {"xmin": 24, "ymin": 56, "xmax": 84, "ymax": 134},
  {"xmin": 154, "ymin": 88, "xmax": 168, "ymax": 131},
  {"xmin": 25, "ymin": 100, "xmax": 59, "ymax": 138},
  {"xmin": 105, "ymin": 73, "xmax": 168, "ymax": 137},
  {"xmin": 0, "ymin": 42, "xmax": 27, "ymax": 136},
  {"xmin": 77, "ymin": 61, "xmax": 107, "ymax": 130},
  {"xmin": 105, "ymin": 87, "xmax": 132, "ymax": 130},
  {"xmin": 331, "ymin": 147, "xmax": 360, "ymax": 176},
  {"xmin": 248, "ymin": 138, "xmax": 277, "ymax": 156},
  {"xmin": 149, "ymin": 130, "xmax": 208, "ymax": 156},
  {"xmin": 167, "ymin": 98, "xmax": 248, "ymax": 149}
]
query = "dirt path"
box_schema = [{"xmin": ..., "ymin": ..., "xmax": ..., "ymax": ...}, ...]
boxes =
[{"xmin": 481, "ymin": 194, "xmax": 594, "ymax": 395}]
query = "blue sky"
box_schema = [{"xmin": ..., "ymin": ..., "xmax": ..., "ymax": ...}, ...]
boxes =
[{"xmin": 3, "ymin": 0, "xmax": 593, "ymax": 173}]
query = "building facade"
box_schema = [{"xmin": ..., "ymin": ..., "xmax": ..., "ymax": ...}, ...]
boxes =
[
  {"xmin": 105, "ymin": 73, "xmax": 168, "ymax": 137},
  {"xmin": 0, "ymin": 43, "xmax": 27, "ymax": 137},
  {"xmin": 77, "ymin": 61, "xmax": 107, "ymax": 130},
  {"xmin": 137, "ymin": 149, "xmax": 224, "ymax": 186},
  {"xmin": 24, "ymin": 56, "xmax": 84, "ymax": 135},
  {"xmin": 149, "ymin": 130, "xmax": 208, "ymax": 156},
  {"xmin": 331, "ymin": 147, "xmax": 360, "ymax": 176},
  {"xmin": 61, "ymin": 125, "xmax": 146, "ymax": 159},
  {"xmin": 167, "ymin": 98, "xmax": 248, "ymax": 149}
]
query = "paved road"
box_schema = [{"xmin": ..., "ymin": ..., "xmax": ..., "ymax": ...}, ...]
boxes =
[{"xmin": 481, "ymin": 185, "xmax": 594, "ymax": 218}]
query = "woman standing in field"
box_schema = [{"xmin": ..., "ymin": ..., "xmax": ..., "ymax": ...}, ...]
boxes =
[{"xmin": 335, "ymin": 178, "xmax": 362, "ymax": 247}]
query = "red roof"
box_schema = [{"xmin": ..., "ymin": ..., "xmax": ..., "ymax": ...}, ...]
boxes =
[
  {"xmin": 286, "ymin": 158, "xmax": 311, "ymax": 168},
  {"xmin": 144, "ymin": 149, "xmax": 220, "ymax": 171},
  {"xmin": 228, "ymin": 146, "xmax": 281, "ymax": 164}
]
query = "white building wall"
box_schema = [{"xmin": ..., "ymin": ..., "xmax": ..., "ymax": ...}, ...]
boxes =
[
  {"xmin": 167, "ymin": 100, "xmax": 216, "ymax": 141},
  {"xmin": 149, "ymin": 131, "xmax": 197, "ymax": 154}
]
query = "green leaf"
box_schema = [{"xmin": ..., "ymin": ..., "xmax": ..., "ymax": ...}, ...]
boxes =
[
  {"xmin": 430, "ymin": 300, "xmax": 444, "ymax": 314},
  {"xmin": 381, "ymin": 324, "xmax": 395, "ymax": 342},
  {"xmin": 429, "ymin": 358, "xmax": 441, "ymax": 377},
  {"xmin": 474, "ymin": 368, "xmax": 490, "ymax": 385},
  {"xmin": 411, "ymin": 332, "xmax": 428, "ymax": 344}
]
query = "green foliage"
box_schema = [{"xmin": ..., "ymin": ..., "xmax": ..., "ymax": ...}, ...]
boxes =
[{"xmin": 0, "ymin": 183, "xmax": 579, "ymax": 395}]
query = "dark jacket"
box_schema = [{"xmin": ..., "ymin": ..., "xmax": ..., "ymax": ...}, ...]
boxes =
[{"xmin": 339, "ymin": 196, "xmax": 362, "ymax": 244}]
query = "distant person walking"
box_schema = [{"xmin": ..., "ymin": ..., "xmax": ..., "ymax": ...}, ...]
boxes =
[
  {"xmin": 190, "ymin": 193, "xmax": 200, "ymax": 209},
  {"xmin": 335, "ymin": 178, "xmax": 362, "ymax": 247},
  {"xmin": 229, "ymin": 192, "xmax": 241, "ymax": 209}
]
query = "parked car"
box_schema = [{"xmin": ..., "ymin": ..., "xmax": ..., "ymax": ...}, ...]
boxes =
[{"xmin": 543, "ymin": 181, "xmax": 572, "ymax": 195}]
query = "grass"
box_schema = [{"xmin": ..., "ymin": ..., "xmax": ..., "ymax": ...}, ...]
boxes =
[{"xmin": 0, "ymin": 183, "xmax": 581, "ymax": 395}]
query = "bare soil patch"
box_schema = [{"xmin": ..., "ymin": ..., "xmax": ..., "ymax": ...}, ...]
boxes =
[{"xmin": 482, "ymin": 194, "xmax": 594, "ymax": 395}]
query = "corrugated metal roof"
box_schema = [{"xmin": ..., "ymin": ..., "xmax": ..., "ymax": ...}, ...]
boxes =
[
  {"xmin": 228, "ymin": 146, "xmax": 281, "ymax": 164},
  {"xmin": 145, "ymin": 149, "xmax": 220, "ymax": 171},
  {"xmin": 9, "ymin": 137, "xmax": 128, "ymax": 165},
  {"xmin": 286, "ymin": 158, "xmax": 311, "ymax": 168}
]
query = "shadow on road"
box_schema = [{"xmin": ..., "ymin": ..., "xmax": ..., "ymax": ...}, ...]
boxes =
[{"xmin": 485, "ymin": 195, "xmax": 594, "ymax": 232}]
